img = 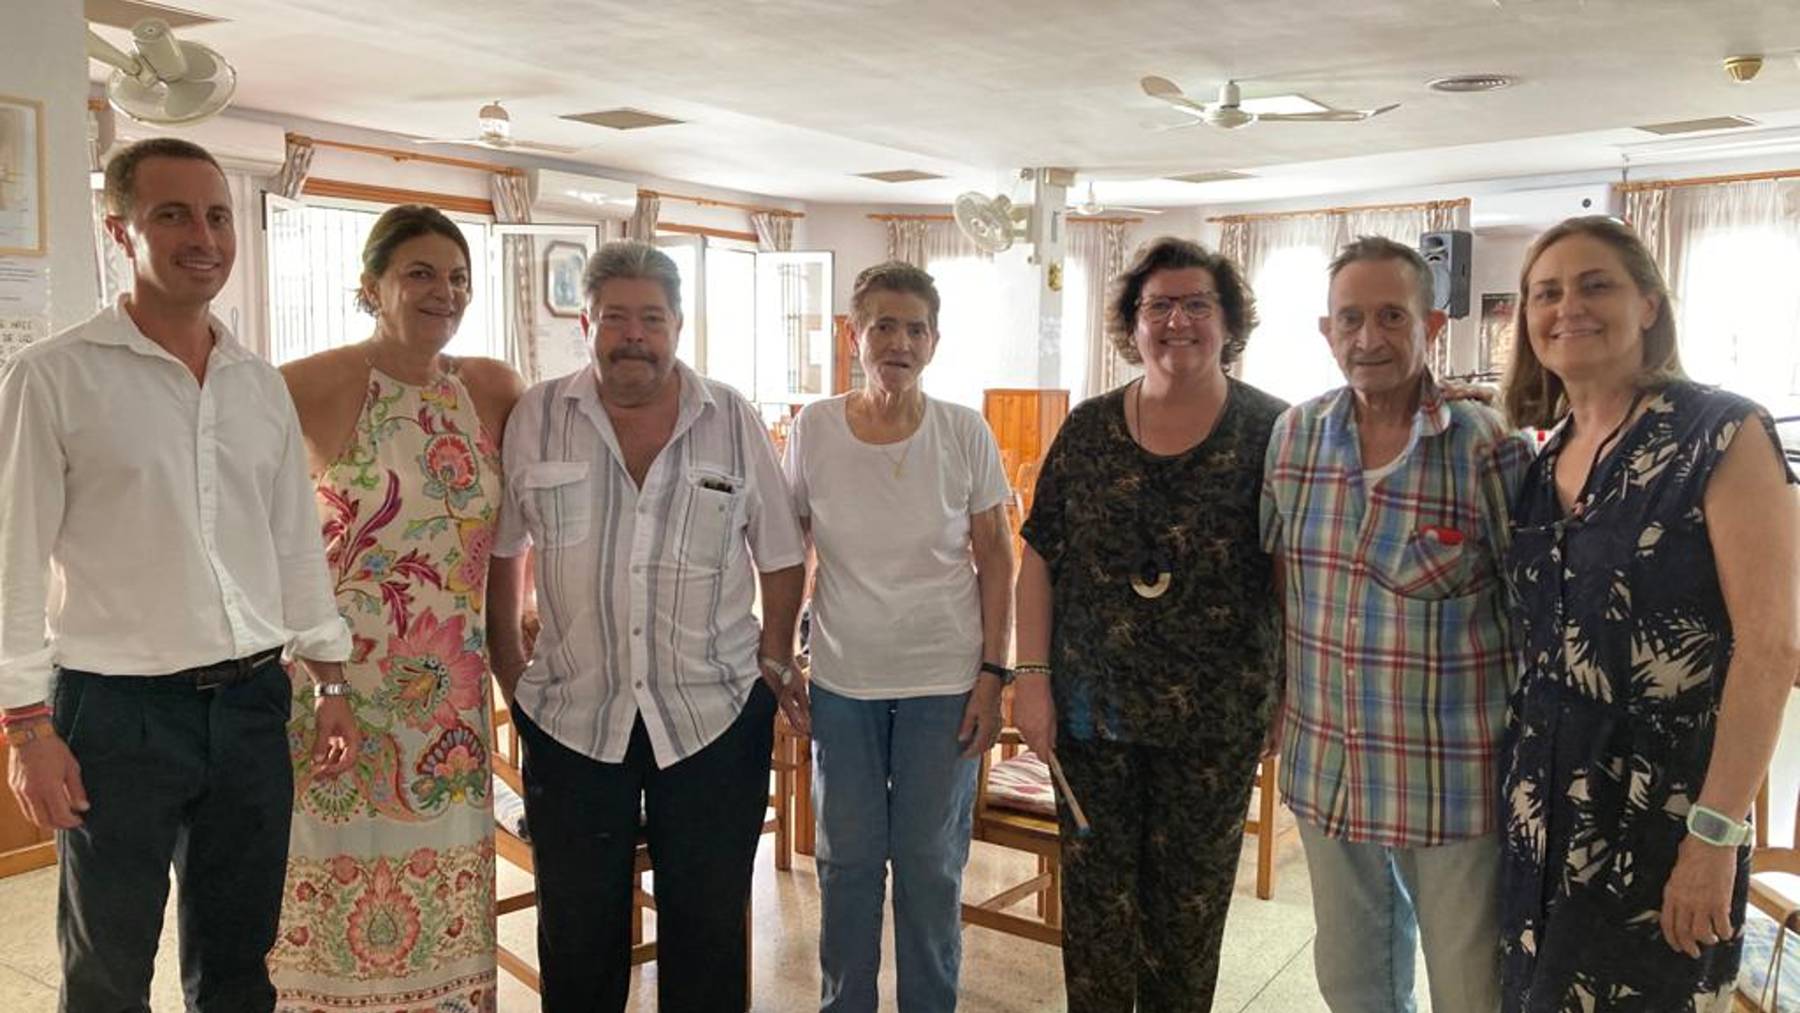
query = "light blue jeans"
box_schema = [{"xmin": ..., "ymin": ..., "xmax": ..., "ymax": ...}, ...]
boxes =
[
  {"xmin": 1297, "ymin": 818, "xmax": 1503, "ymax": 1013},
  {"xmin": 810, "ymin": 683, "xmax": 979, "ymax": 1013}
]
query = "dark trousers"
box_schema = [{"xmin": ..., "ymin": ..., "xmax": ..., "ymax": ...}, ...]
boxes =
[
  {"xmin": 514, "ymin": 682, "xmax": 776, "ymax": 1013},
  {"xmin": 51, "ymin": 662, "xmax": 294, "ymax": 1013},
  {"xmin": 1056, "ymin": 736, "xmax": 1261, "ymax": 1013}
]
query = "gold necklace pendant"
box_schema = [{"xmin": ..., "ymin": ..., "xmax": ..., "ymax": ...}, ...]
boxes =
[{"xmin": 1131, "ymin": 571, "xmax": 1172, "ymax": 599}]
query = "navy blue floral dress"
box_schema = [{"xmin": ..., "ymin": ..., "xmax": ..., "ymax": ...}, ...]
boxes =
[{"xmin": 1500, "ymin": 381, "xmax": 1795, "ymax": 1012}]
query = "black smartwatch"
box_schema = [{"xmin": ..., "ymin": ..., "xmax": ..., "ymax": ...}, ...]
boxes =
[{"xmin": 979, "ymin": 661, "xmax": 1015, "ymax": 686}]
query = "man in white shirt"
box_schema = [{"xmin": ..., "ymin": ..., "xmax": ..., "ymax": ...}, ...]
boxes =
[
  {"xmin": 488, "ymin": 241, "xmax": 807, "ymax": 1013},
  {"xmin": 0, "ymin": 138, "xmax": 358, "ymax": 1013}
]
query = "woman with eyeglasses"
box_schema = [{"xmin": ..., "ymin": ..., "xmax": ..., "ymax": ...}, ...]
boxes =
[
  {"xmin": 1497, "ymin": 216, "xmax": 1799, "ymax": 1012},
  {"xmin": 1012, "ymin": 237, "xmax": 1287, "ymax": 1009}
]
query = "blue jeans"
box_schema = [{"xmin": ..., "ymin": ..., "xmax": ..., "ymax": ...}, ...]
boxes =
[
  {"xmin": 1297, "ymin": 818, "xmax": 1502, "ymax": 1013},
  {"xmin": 810, "ymin": 683, "xmax": 979, "ymax": 1013}
]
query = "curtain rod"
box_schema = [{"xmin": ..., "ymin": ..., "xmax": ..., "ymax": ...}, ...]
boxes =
[
  {"xmin": 289, "ymin": 133, "xmax": 525, "ymax": 176},
  {"xmin": 1617, "ymin": 166, "xmax": 1800, "ymax": 192},
  {"xmin": 639, "ymin": 189, "xmax": 803, "ymax": 218},
  {"xmin": 866, "ymin": 213, "xmax": 1144, "ymax": 224},
  {"xmin": 1208, "ymin": 196, "xmax": 1469, "ymax": 224}
]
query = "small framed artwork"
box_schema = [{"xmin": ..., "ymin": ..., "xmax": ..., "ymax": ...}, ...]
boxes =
[
  {"xmin": 0, "ymin": 94, "xmax": 47, "ymax": 257},
  {"xmin": 543, "ymin": 241, "xmax": 586, "ymax": 318},
  {"xmin": 1479, "ymin": 292, "xmax": 1518, "ymax": 376}
]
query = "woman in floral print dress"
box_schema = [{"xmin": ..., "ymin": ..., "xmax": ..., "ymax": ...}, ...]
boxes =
[
  {"xmin": 1497, "ymin": 216, "xmax": 1799, "ymax": 1012},
  {"xmin": 268, "ymin": 205, "xmax": 525, "ymax": 1013}
]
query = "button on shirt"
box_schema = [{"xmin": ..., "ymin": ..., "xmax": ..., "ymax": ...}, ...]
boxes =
[
  {"xmin": 0, "ymin": 300, "xmax": 351, "ymax": 708},
  {"xmin": 1259, "ymin": 379, "xmax": 1534, "ymax": 847},
  {"xmin": 494, "ymin": 361, "xmax": 805, "ymax": 768}
]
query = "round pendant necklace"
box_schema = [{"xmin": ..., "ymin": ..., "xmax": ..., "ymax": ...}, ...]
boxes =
[{"xmin": 1128, "ymin": 380, "xmax": 1174, "ymax": 600}]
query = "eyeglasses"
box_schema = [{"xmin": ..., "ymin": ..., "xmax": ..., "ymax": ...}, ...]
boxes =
[{"xmin": 1139, "ymin": 294, "xmax": 1219, "ymax": 323}]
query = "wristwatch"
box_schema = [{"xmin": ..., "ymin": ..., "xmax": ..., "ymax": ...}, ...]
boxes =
[
  {"xmin": 1, "ymin": 718, "xmax": 55, "ymax": 747},
  {"xmin": 979, "ymin": 661, "xmax": 1015, "ymax": 686},
  {"xmin": 1686, "ymin": 804, "xmax": 1753, "ymax": 847},
  {"xmin": 314, "ymin": 681, "xmax": 353, "ymax": 699}
]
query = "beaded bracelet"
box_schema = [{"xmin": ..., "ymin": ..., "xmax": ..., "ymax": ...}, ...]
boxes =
[{"xmin": 1014, "ymin": 662, "xmax": 1052, "ymax": 677}]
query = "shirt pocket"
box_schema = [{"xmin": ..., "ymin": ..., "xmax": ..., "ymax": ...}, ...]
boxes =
[
  {"xmin": 1368, "ymin": 524, "xmax": 1487, "ymax": 601},
  {"xmin": 683, "ymin": 465, "xmax": 745, "ymax": 570},
  {"xmin": 520, "ymin": 460, "xmax": 593, "ymax": 549}
]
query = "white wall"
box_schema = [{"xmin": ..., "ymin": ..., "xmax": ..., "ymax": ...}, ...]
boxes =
[{"xmin": 3, "ymin": 0, "xmax": 97, "ymax": 334}]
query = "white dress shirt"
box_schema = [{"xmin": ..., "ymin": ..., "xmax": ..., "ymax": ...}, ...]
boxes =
[
  {"xmin": 494, "ymin": 361, "xmax": 805, "ymax": 768},
  {"xmin": 0, "ymin": 300, "xmax": 351, "ymax": 708}
]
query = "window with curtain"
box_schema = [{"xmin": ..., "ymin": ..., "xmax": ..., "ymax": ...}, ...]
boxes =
[
  {"xmin": 1226, "ymin": 200, "xmax": 1467, "ymax": 406},
  {"xmin": 265, "ymin": 201, "xmax": 501, "ymax": 366},
  {"xmin": 1638, "ymin": 178, "xmax": 1800, "ymax": 421},
  {"xmin": 922, "ymin": 253, "xmax": 1005, "ymax": 410}
]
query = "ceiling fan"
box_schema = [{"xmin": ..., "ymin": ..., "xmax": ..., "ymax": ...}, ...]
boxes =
[
  {"xmin": 1141, "ymin": 76, "xmax": 1399, "ymax": 130},
  {"xmin": 86, "ymin": 18, "xmax": 237, "ymax": 127},
  {"xmin": 1067, "ymin": 181, "xmax": 1161, "ymax": 217},
  {"xmin": 414, "ymin": 101, "xmax": 581, "ymax": 154}
]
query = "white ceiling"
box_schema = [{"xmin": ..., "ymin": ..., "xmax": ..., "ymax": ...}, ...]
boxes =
[{"xmin": 89, "ymin": 0, "xmax": 1800, "ymax": 206}]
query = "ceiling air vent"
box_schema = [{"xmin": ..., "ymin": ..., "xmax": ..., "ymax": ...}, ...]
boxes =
[
  {"xmin": 1634, "ymin": 115, "xmax": 1759, "ymax": 136},
  {"xmin": 86, "ymin": 0, "xmax": 223, "ymax": 29},
  {"xmin": 1427, "ymin": 75, "xmax": 1515, "ymax": 93},
  {"xmin": 560, "ymin": 108, "xmax": 684, "ymax": 131},
  {"xmin": 1164, "ymin": 170, "xmax": 1252, "ymax": 184},
  {"xmin": 854, "ymin": 170, "xmax": 945, "ymax": 183}
]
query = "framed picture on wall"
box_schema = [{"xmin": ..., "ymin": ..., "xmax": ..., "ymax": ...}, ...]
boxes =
[
  {"xmin": 1479, "ymin": 292, "xmax": 1517, "ymax": 376},
  {"xmin": 0, "ymin": 94, "xmax": 46, "ymax": 256},
  {"xmin": 543, "ymin": 241, "xmax": 586, "ymax": 318}
]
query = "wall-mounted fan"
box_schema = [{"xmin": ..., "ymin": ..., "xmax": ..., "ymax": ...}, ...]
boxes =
[
  {"xmin": 952, "ymin": 192, "xmax": 1029, "ymax": 254},
  {"xmin": 1141, "ymin": 76, "xmax": 1398, "ymax": 130},
  {"xmin": 86, "ymin": 18, "xmax": 236, "ymax": 126},
  {"xmin": 414, "ymin": 102, "xmax": 581, "ymax": 154},
  {"xmin": 1068, "ymin": 182, "xmax": 1162, "ymax": 216}
]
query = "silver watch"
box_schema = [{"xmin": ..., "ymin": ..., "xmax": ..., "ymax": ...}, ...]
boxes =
[
  {"xmin": 1686, "ymin": 804, "xmax": 1752, "ymax": 847},
  {"xmin": 314, "ymin": 681, "xmax": 353, "ymax": 699}
]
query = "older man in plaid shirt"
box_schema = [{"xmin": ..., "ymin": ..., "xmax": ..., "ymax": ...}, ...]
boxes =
[{"xmin": 1261, "ymin": 236, "xmax": 1535, "ymax": 1013}]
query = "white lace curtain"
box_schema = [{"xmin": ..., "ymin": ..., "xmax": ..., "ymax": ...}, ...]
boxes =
[
  {"xmin": 628, "ymin": 192, "xmax": 660, "ymax": 242},
  {"xmin": 489, "ymin": 170, "xmax": 538, "ymax": 382},
  {"xmin": 1622, "ymin": 177, "xmax": 1800, "ymax": 417},
  {"xmin": 1222, "ymin": 199, "xmax": 1468, "ymax": 406},
  {"xmin": 1068, "ymin": 219, "xmax": 1133, "ymax": 399}
]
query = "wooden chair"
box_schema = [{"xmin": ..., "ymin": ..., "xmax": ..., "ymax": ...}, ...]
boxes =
[
  {"xmin": 1244, "ymin": 756, "xmax": 1285, "ymax": 901},
  {"xmin": 961, "ymin": 730, "xmax": 1064, "ymax": 946},
  {"xmin": 490, "ymin": 700, "xmax": 766, "ymax": 1001},
  {"xmin": 776, "ymin": 711, "xmax": 814, "ymax": 858},
  {"xmin": 1737, "ymin": 775, "xmax": 1800, "ymax": 1011}
]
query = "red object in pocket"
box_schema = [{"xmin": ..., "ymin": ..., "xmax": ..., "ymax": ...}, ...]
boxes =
[{"xmin": 1421, "ymin": 524, "xmax": 1466, "ymax": 546}]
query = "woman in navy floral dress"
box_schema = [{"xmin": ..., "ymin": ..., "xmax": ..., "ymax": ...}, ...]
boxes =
[{"xmin": 1498, "ymin": 216, "xmax": 1799, "ymax": 1012}]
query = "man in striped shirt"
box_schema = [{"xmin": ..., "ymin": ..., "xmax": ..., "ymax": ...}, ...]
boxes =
[
  {"xmin": 488, "ymin": 242, "xmax": 807, "ymax": 1013},
  {"xmin": 1260, "ymin": 236, "xmax": 1534, "ymax": 1013}
]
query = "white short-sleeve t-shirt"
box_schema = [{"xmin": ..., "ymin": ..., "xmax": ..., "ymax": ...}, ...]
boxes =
[{"xmin": 785, "ymin": 394, "xmax": 1012, "ymax": 699}]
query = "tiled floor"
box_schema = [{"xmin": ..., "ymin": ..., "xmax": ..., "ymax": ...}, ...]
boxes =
[{"xmin": 0, "ymin": 808, "xmax": 1432, "ymax": 1011}]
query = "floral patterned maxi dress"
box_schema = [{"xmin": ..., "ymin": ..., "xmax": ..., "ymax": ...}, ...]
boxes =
[
  {"xmin": 1500, "ymin": 382, "xmax": 1795, "ymax": 1013},
  {"xmin": 270, "ymin": 367, "xmax": 499, "ymax": 1013}
]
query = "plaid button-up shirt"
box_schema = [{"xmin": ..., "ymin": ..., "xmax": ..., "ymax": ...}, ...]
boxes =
[{"xmin": 1260, "ymin": 379, "xmax": 1534, "ymax": 847}]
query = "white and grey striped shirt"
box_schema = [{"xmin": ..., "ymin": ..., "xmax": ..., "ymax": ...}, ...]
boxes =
[{"xmin": 494, "ymin": 361, "xmax": 805, "ymax": 767}]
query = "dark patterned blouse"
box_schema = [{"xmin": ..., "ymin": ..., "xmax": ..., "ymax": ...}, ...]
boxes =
[
  {"xmin": 1021, "ymin": 378, "xmax": 1287, "ymax": 749},
  {"xmin": 1500, "ymin": 381, "xmax": 1796, "ymax": 1013}
]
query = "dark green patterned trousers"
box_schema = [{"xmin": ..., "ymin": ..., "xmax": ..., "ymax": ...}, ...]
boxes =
[{"xmin": 1056, "ymin": 735, "xmax": 1262, "ymax": 1012}]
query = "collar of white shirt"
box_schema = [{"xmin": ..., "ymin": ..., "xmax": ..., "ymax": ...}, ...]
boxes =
[{"xmin": 84, "ymin": 296, "xmax": 256, "ymax": 370}]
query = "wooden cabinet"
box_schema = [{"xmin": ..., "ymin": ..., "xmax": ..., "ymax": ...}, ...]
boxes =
[
  {"xmin": 981, "ymin": 388, "xmax": 1070, "ymax": 559},
  {"xmin": 0, "ymin": 781, "xmax": 55, "ymax": 878}
]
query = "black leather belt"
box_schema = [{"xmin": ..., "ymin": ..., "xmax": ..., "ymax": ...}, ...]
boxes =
[{"xmin": 64, "ymin": 648, "xmax": 286, "ymax": 691}]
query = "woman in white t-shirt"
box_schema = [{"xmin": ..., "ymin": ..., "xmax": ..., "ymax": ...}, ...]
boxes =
[{"xmin": 785, "ymin": 261, "xmax": 1015, "ymax": 1013}]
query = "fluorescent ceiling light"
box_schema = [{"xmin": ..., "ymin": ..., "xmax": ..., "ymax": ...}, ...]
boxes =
[{"xmin": 1618, "ymin": 125, "xmax": 1800, "ymax": 162}]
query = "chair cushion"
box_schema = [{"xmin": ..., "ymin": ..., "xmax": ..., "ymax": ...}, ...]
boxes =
[
  {"xmin": 987, "ymin": 751, "xmax": 1056, "ymax": 817},
  {"xmin": 1738, "ymin": 901, "xmax": 1800, "ymax": 1012},
  {"xmin": 493, "ymin": 774, "xmax": 529, "ymax": 842}
]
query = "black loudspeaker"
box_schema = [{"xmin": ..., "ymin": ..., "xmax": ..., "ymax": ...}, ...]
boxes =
[{"xmin": 1419, "ymin": 230, "xmax": 1473, "ymax": 319}]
